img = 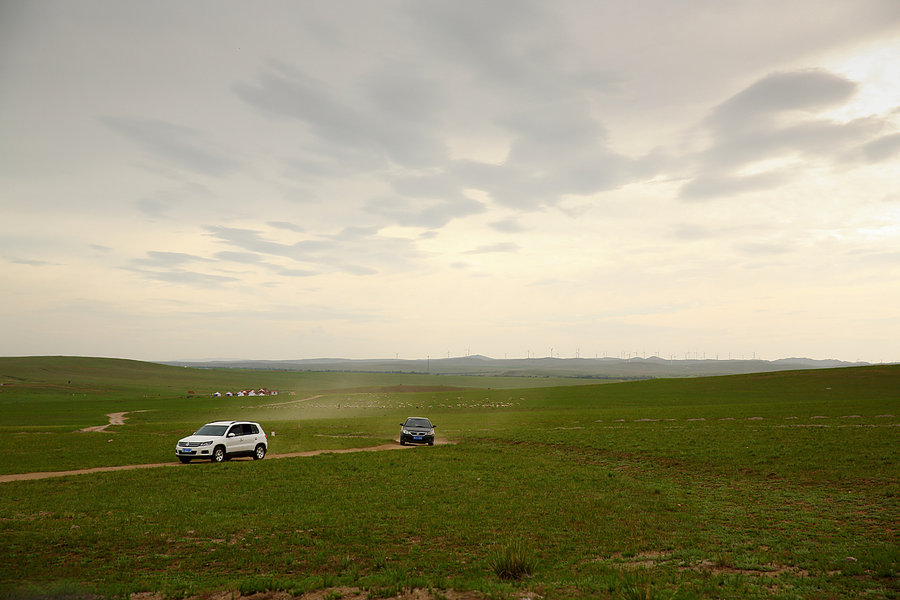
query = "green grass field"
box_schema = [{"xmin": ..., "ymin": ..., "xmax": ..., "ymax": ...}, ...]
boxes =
[{"xmin": 0, "ymin": 357, "xmax": 897, "ymax": 599}]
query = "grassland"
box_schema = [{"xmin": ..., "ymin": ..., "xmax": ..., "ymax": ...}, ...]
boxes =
[{"xmin": 0, "ymin": 357, "xmax": 897, "ymax": 599}]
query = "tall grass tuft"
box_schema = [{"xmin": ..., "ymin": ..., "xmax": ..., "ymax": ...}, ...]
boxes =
[{"xmin": 488, "ymin": 540, "xmax": 537, "ymax": 580}]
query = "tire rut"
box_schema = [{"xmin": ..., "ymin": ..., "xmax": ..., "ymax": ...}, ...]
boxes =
[{"xmin": 0, "ymin": 439, "xmax": 454, "ymax": 483}]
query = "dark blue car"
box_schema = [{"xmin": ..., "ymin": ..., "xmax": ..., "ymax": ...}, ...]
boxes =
[{"xmin": 399, "ymin": 416, "xmax": 435, "ymax": 446}]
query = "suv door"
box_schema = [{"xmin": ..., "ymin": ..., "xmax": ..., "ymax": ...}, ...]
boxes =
[
  {"xmin": 225, "ymin": 423, "xmax": 248, "ymax": 454},
  {"xmin": 247, "ymin": 423, "xmax": 263, "ymax": 448},
  {"xmin": 240, "ymin": 423, "xmax": 257, "ymax": 452}
]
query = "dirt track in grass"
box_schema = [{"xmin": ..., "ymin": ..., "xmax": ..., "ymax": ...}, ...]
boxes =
[
  {"xmin": 78, "ymin": 410, "xmax": 153, "ymax": 432},
  {"xmin": 0, "ymin": 439, "xmax": 455, "ymax": 483},
  {"xmin": 0, "ymin": 401, "xmax": 450, "ymax": 483}
]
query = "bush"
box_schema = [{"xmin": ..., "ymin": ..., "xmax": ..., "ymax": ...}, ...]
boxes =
[{"xmin": 488, "ymin": 541, "xmax": 537, "ymax": 580}]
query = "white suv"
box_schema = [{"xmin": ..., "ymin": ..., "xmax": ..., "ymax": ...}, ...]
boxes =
[{"xmin": 176, "ymin": 420, "xmax": 267, "ymax": 463}]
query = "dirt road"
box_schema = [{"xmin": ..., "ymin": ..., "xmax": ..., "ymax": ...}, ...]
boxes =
[
  {"xmin": 78, "ymin": 410, "xmax": 152, "ymax": 433},
  {"xmin": 6, "ymin": 404, "xmax": 451, "ymax": 484},
  {"xmin": 0, "ymin": 440, "xmax": 453, "ymax": 483},
  {"xmin": 78, "ymin": 411, "xmax": 130, "ymax": 432}
]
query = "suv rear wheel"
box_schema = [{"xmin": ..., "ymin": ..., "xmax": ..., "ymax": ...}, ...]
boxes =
[{"xmin": 253, "ymin": 444, "xmax": 266, "ymax": 460}]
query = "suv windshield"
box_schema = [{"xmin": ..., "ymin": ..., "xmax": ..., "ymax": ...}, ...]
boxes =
[
  {"xmin": 195, "ymin": 424, "xmax": 228, "ymax": 436},
  {"xmin": 404, "ymin": 418, "xmax": 432, "ymax": 428}
]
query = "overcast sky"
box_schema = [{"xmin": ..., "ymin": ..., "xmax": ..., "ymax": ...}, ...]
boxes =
[{"xmin": 2, "ymin": 0, "xmax": 899, "ymax": 363}]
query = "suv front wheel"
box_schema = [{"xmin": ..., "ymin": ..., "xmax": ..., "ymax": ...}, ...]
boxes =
[{"xmin": 212, "ymin": 446, "xmax": 226, "ymax": 463}]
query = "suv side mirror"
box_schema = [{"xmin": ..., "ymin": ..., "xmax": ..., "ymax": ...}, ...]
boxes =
[{"xmin": 227, "ymin": 433, "xmax": 235, "ymax": 438}]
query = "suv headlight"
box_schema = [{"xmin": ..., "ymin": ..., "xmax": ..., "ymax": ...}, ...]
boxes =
[{"xmin": 199, "ymin": 440, "xmax": 213, "ymax": 446}]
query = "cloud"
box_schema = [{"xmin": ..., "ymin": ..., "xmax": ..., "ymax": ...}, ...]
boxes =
[
  {"xmin": 852, "ymin": 250, "xmax": 900, "ymax": 265},
  {"xmin": 494, "ymin": 100, "xmax": 643, "ymax": 200},
  {"xmin": 128, "ymin": 269, "xmax": 240, "ymax": 287},
  {"xmin": 101, "ymin": 117, "xmax": 238, "ymax": 176},
  {"xmin": 734, "ymin": 241, "xmax": 794, "ymax": 256},
  {"xmin": 671, "ymin": 224, "xmax": 716, "ymax": 241},
  {"xmin": 406, "ymin": 0, "xmax": 547, "ymax": 91},
  {"xmin": 136, "ymin": 194, "xmax": 176, "ymax": 219},
  {"xmin": 6, "ymin": 257, "xmax": 57, "ymax": 267},
  {"xmin": 267, "ymin": 221, "xmax": 305, "ymax": 233},
  {"xmin": 364, "ymin": 195, "xmax": 483, "ymax": 229},
  {"xmin": 680, "ymin": 171, "xmax": 792, "ymax": 201},
  {"xmin": 451, "ymin": 120, "xmax": 645, "ymax": 210},
  {"xmin": 680, "ymin": 69, "xmax": 895, "ymax": 200},
  {"xmin": 212, "ymin": 251, "xmax": 264, "ymax": 264},
  {"xmin": 124, "ymin": 261, "xmax": 239, "ymax": 287},
  {"xmin": 234, "ymin": 64, "xmax": 447, "ymax": 169},
  {"xmin": 862, "ymin": 132, "xmax": 900, "ymax": 162},
  {"xmin": 237, "ymin": 0, "xmax": 641, "ymax": 226},
  {"xmin": 124, "ymin": 251, "xmax": 236, "ymax": 287},
  {"xmin": 205, "ymin": 224, "xmax": 422, "ymax": 276},
  {"xmin": 362, "ymin": 63, "xmax": 442, "ymax": 123},
  {"xmin": 204, "ymin": 227, "xmax": 287, "ymax": 256},
  {"xmin": 710, "ymin": 70, "xmax": 858, "ymax": 128},
  {"xmin": 213, "ymin": 250, "xmax": 317, "ymax": 277},
  {"xmin": 489, "ymin": 218, "xmax": 525, "ymax": 233},
  {"xmin": 407, "ymin": 0, "xmax": 618, "ymax": 99},
  {"xmin": 364, "ymin": 173, "xmax": 485, "ymax": 228},
  {"xmin": 271, "ymin": 266, "xmax": 318, "ymax": 278},
  {"xmin": 701, "ymin": 117, "xmax": 884, "ymax": 173},
  {"xmin": 464, "ymin": 242, "xmax": 519, "ymax": 254},
  {"xmin": 127, "ymin": 247, "xmax": 319, "ymax": 285},
  {"xmin": 132, "ymin": 251, "xmax": 210, "ymax": 267},
  {"xmin": 406, "ymin": 3, "xmax": 643, "ymax": 213}
]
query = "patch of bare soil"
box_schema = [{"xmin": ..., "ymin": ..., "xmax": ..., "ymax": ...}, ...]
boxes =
[
  {"xmin": 602, "ymin": 552, "xmax": 809, "ymax": 579},
  {"xmin": 131, "ymin": 587, "xmax": 504, "ymax": 600},
  {"xmin": 688, "ymin": 560, "xmax": 809, "ymax": 578},
  {"xmin": 79, "ymin": 412, "xmax": 129, "ymax": 432},
  {"xmin": 79, "ymin": 410, "xmax": 151, "ymax": 432}
]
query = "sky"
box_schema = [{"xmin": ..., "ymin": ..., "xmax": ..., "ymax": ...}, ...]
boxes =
[{"xmin": 2, "ymin": 0, "xmax": 899, "ymax": 363}]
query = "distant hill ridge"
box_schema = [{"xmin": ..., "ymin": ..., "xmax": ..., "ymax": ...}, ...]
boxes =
[{"xmin": 163, "ymin": 355, "xmax": 873, "ymax": 379}]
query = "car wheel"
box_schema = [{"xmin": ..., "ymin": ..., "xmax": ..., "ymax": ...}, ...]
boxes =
[
  {"xmin": 212, "ymin": 446, "xmax": 226, "ymax": 463},
  {"xmin": 399, "ymin": 439, "xmax": 405, "ymax": 446},
  {"xmin": 253, "ymin": 444, "xmax": 266, "ymax": 460},
  {"xmin": 178, "ymin": 457, "xmax": 191, "ymax": 464},
  {"xmin": 428, "ymin": 441, "xmax": 434, "ymax": 446}
]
